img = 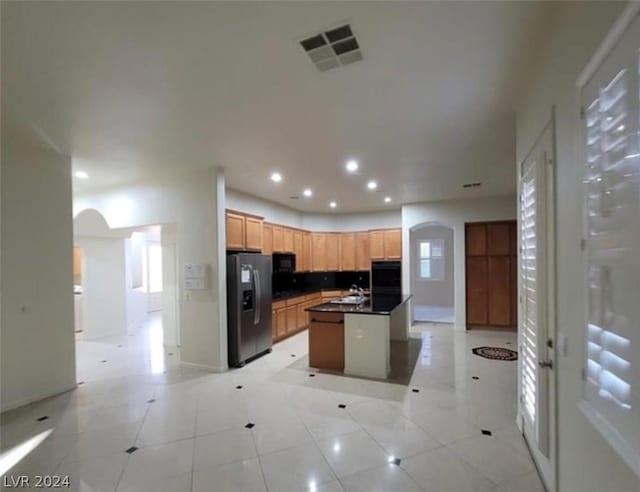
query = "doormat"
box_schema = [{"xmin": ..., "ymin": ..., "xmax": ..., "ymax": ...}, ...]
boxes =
[{"xmin": 472, "ymin": 346, "xmax": 517, "ymax": 361}]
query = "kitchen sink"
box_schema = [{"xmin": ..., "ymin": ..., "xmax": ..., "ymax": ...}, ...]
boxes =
[{"xmin": 330, "ymin": 295, "xmax": 368, "ymax": 305}]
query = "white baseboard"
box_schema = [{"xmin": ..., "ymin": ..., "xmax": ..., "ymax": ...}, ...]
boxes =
[
  {"xmin": 1, "ymin": 384, "xmax": 77, "ymax": 414},
  {"xmin": 179, "ymin": 360, "xmax": 227, "ymax": 373}
]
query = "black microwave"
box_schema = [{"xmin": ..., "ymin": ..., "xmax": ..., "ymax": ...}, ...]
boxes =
[{"xmin": 273, "ymin": 253, "xmax": 296, "ymax": 273}]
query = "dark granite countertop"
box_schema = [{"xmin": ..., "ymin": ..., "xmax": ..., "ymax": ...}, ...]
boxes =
[
  {"xmin": 272, "ymin": 288, "xmax": 370, "ymax": 302},
  {"xmin": 272, "ymin": 289, "xmax": 319, "ymax": 301},
  {"xmin": 306, "ymin": 294, "xmax": 412, "ymax": 316}
]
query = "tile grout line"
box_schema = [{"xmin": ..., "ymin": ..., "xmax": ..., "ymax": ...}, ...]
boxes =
[
  {"xmin": 112, "ymin": 391, "xmax": 155, "ymax": 491},
  {"xmin": 249, "ymin": 424, "xmax": 272, "ymax": 492},
  {"xmin": 294, "ymin": 404, "xmax": 341, "ymax": 490}
]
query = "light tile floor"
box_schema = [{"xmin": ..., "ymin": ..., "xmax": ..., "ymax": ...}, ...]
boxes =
[
  {"xmin": 1, "ymin": 316, "xmax": 543, "ymax": 492},
  {"xmin": 414, "ymin": 305, "xmax": 454, "ymax": 324}
]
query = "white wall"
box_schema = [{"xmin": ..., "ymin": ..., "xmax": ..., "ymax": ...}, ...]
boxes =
[
  {"xmin": 226, "ymin": 188, "xmax": 303, "ymax": 227},
  {"xmin": 1, "ymin": 124, "xmax": 76, "ymax": 412},
  {"xmin": 75, "ymin": 210, "xmax": 147, "ymax": 337},
  {"xmin": 227, "ymin": 187, "xmax": 401, "ymax": 232},
  {"xmin": 402, "ymin": 195, "xmax": 516, "ymax": 328},
  {"xmin": 74, "ymin": 168, "xmax": 225, "ymax": 371},
  {"xmin": 303, "ymin": 210, "xmax": 401, "ymax": 232},
  {"xmin": 75, "ymin": 237, "xmax": 128, "ymax": 339},
  {"xmin": 515, "ymin": 2, "xmax": 640, "ymax": 491},
  {"xmin": 161, "ymin": 224, "xmax": 179, "ymax": 347},
  {"xmin": 124, "ymin": 236, "xmax": 147, "ymax": 331},
  {"xmin": 410, "ymin": 225, "xmax": 454, "ymax": 308}
]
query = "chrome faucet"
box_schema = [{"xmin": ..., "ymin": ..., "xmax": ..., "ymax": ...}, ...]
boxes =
[{"xmin": 349, "ymin": 284, "xmax": 364, "ymax": 299}]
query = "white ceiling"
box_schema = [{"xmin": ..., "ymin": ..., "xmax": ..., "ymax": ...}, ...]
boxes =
[{"xmin": 2, "ymin": 1, "xmax": 553, "ymax": 213}]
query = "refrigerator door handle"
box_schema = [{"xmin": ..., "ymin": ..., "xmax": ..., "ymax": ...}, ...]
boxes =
[{"xmin": 253, "ymin": 267, "xmax": 261, "ymax": 325}]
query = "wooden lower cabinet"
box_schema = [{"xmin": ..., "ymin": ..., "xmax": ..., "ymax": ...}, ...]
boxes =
[
  {"xmin": 296, "ymin": 302, "xmax": 307, "ymax": 330},
  {"xmin": 275, "ymin": 307, "xmax": 287, "ymax": 339},
  {"xmin": 308, "ymin": 311, "xmax": 344, "ymax": 371},
  {"xmin": 271, "ymin": 292, "xmax": 328, "ymax": 343},
  {"xmin": 285, "ymin": 305, "xmax": 297, "ymax": 334}
]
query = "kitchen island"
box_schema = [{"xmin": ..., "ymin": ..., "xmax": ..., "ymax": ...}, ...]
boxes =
[{"xmin": 306, "ymin": 294, "xmax": 412, "ymax": 379}]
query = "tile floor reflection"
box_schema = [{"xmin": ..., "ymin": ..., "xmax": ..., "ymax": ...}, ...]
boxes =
[{"xmin": 0, "ymin": 318, "xmax": 543, "ymax": 492}]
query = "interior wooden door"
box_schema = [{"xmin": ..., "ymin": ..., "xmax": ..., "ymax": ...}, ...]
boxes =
[{"xmin": 465, "ymin": 221, "xmax": 516, "ymax": 329}]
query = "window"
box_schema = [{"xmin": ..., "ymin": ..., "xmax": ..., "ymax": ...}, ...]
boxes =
[
  {"xmin": 418, "ymin": 239, "xmax": 444, "ymax": 281},
  {"xmin": 579, "ymin": 16, "xmax": 640, "ymax": 476}
]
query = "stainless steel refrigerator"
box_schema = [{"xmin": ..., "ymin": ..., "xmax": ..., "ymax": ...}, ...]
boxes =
[{"xmin": 227, "ymin": 253, "xmax": 273, "ymax": 367}]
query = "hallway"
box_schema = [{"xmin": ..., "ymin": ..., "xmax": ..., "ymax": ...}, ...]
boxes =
[
  {"xmin": 1, "ymin": 322, "xmax": 541, "ymax": 492},
  {"xmin": 75, "ymin": 313, "xmax": 176, "ymax": 384}
]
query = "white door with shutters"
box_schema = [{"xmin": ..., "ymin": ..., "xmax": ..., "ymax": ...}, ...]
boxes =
[
  {"xmin": 519, "ymin": 121, "xmax": 556, "ymax": 491},
  {"xmin": 579, "ymin": 11, "xmax": 640, "ymax": 476}
]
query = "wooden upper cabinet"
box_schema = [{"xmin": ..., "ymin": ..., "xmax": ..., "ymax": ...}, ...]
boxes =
[
  {"xmin": 340, "ymin": 233, "xmax": 356, "ymax": 271},
  {"xmin": 283, "ymin": 228, "xmax": 294, "ymax": 253},
  {"xmin": 225, "ymin": 210, "xmax": 264, "ymax": 251},
  {"xmin": 369, "ymin": 230, "xmax": 385, "ymax": 259},
  {"xmin": 263, "ymin": 223, "xmax": 273, "ymax": 255},
  {"xmin": 312, "ymin": 233, "xmax": 327, "ymax": 271},
  {"xmin": 466, "ymin": 223, "xmax": 487, "ymax": 256},
  {"xmin": 326, "ymin": 233, "xmax": 340, "ymax": 271},
  {"xmin": 383, "ymin": 229, "xmax": 402, "ymax": 259},
  {"xmin": 294, "ymin": 230, "xmax": 304, "ymax": 272},
  {"xmin": 355, "ymin": 232, "xmax": 370, "ymax": 271},
  {"xmin": 273, "ymin": 226, "xmax": 285, "ymax": 252},
  {"xmin": 244, "ymin": 216, "xmax": 263, "ymax": 251},
  {"xmin": 302, "ymin": 232, "xmax": 312, "ymax": 272},
  {"xmin": 225, "ymin": 212, "xmax": 246, "ymax": 250}
]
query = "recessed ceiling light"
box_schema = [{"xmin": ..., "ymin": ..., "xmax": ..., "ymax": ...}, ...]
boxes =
[
  {"xmin": 345, "ymin": 160, "xmax": 359, "ymax": 173},
  {"xmin": 367, "ymin": 180, "xmax": 378, "ymax": 190},
  {"xmin": 75, "ymin": 171, "xmax": 89, "ymax": 179},
  {"xmin": 270, "ymin": 172, "xmax": 282, "ymax": 183},
  {"xmin": 303, "ymin": 188, "xmax": 313, "ymax": 197},
  {"xmin": 384, "ymin": 196, "xmax": 392, "ymax": 203},
  {"xmin": 329, "ymin": 201, "xmax": 337, "ymax": 208}
]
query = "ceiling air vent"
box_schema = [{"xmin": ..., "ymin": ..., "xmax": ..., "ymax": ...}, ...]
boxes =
[
  {"xmin": 463, "ymin": 182, "xmax": 482, "ymax": 189},
  {"xmin": 299, "ymin": 23, "xmax": 363, "ymax": 72}
]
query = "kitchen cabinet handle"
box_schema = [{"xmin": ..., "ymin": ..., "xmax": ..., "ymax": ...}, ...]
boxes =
[{"xmin": 311, "ymin": 318, "xmax": 344, "ymax": 324}]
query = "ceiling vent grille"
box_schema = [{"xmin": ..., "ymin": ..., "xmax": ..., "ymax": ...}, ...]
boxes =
[{"xmin": 299, "ymin": 24, "xmax": 363, "ymax": 72}]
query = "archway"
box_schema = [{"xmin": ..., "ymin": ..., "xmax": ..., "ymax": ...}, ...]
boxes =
[
  {"xmin": 73, "ymin": 209, "xmax": 178, "ymax": 381},
  {"xmin": 409, "ymin": 222, "xmax": 455, "ymax": 323}
]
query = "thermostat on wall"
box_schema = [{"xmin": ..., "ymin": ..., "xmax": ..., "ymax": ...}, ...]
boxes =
[{"xmin": 184, "ymin": 264, "xmax": 208, "ymax": 290}]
